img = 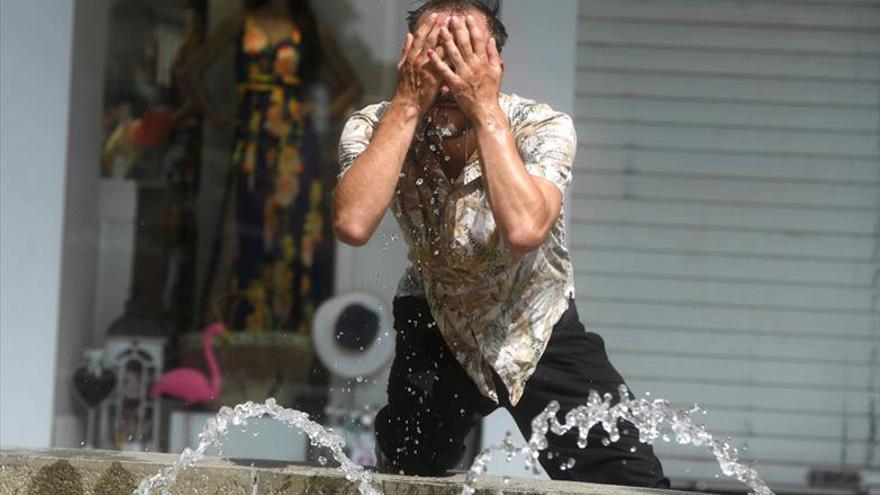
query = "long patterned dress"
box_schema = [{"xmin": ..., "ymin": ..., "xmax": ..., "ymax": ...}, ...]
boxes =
[{"xmin": 209, "ymin": 16, "xmax": 327, "ymax": 333}]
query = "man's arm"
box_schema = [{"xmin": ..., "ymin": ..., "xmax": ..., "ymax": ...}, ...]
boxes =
[
  {"xmin": 333, "ymin": 15, "xmax": 446, "ymax": 246},
  {"xmin": 430, "ymin": 16, "xmax": 563, "ymax": 257},
  {"xmin": 333, "ymin": 100, "xmax": 419, "ymax": 246},
  {"xmin": 472, "ymin": 105, "xmax": 563, "ymax": 257}
]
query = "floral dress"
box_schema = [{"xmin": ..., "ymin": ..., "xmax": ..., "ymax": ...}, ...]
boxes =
[{"xmin": 210, "ymin": 16, "xmax": 326, "ymax": 333}]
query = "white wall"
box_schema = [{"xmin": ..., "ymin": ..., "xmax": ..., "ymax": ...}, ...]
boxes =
[
  {"xmin": 0, "ymin": 0, "xmax": 77, "ymax": 448},
  {"xmin": 0, "ymin": 0, "xmax": 107, "ymax": 448}
]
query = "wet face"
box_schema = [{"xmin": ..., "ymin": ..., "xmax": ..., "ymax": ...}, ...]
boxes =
[{"xmin": 412, "ymin": 6, "xmax": 495, "ymax": 111}]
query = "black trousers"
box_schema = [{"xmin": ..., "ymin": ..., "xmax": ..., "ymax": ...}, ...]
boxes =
[{"xmin": 374, "ymin": 296, "xmax": 670, "ymax": 488}]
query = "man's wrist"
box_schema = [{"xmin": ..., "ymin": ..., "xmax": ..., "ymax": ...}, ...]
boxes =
[
  {"xmin": 472, "ymin": 100, "xmax": 507, "ymax": 133},
  {"xmin": 389, "ymin": 94, "xmax": 422, "ymax": 121}
]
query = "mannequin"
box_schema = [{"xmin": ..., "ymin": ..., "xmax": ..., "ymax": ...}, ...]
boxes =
[{"xmin": 183, "ymin": 0, "xmax": 363, "ymax": 332}]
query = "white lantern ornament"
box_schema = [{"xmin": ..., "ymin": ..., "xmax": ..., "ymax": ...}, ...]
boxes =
[{"xmin": 98, "ymin": 300, "xmax": 167, "ymax": 452}]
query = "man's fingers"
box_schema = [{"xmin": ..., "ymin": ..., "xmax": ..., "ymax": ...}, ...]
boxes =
[
  {"xmin": 449, "ymin": 16, "xmax": 474, "ymax": 60},
  {"xmin": 440, "ymin": 26, "xmax": 467, "ymax": 72},
  {"xmin": 418, "ymin": 43, "xmax": 445, "ymax": 71},
  {"xmin": 466, "ymin": 15, "xmax": 487, "ymax": 59},
  {"xmin": 397, "ymin": 33, "xmax": 413, "ymax": 70},
  {"xmin": 428, "ymin": 49, "xmax": 461, "ymax": 85},
  {"xmin": 410, "ymin": 13, "xmax": 438, "ymax": 60},
  {"xmin": 410, "ymin": 31, "xmax": 438, "ymax": 66},
  {"xmin": 421, "ymin": 23, "xmax": 444, "ymax": 61},
  {"xmin": 487, "ymin": 36, "xmax": 501, "ymax": 67}
]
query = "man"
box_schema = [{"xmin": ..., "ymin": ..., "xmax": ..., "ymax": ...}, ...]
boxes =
[{"xmin": 333, "ymin": 0, "xmax": 669, "ymax": 488}]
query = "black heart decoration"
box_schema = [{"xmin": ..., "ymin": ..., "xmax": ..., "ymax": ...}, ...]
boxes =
[{"xmin": 72, "ymin": 366, "xmax": 116, "ymax": 408}]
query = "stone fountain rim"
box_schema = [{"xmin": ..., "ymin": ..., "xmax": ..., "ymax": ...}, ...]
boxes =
[{"xmin": 0, "ymin": 447, "xmax": 700, "ymax": 495}]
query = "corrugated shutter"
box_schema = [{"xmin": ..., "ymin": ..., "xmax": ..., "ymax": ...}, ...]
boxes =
[{"xmin": 573, "ymin": 0, "xmax": 880, "ymax": 490}]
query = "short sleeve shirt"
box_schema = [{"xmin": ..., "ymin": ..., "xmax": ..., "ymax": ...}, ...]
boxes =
[{"xmin": 337, "ymin": 93, "xmax": 577, "ymax": 405}]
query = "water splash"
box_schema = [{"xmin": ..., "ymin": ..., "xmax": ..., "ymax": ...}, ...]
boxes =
[
  {"xmin": 133, "ymin": 398, "xmax": 380, "ymax": 495},
  {"xmin": 133, "ymin": 388, "xmax": 774, "ymax": 495},
  {"xmin": 461, "ymin": 385, "xmax": 774, "ymax": 495}
]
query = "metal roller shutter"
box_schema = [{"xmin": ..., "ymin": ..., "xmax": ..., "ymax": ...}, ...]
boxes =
[{"xmin": 573, "ymin": 0, "xmax": 880, "ymax": 491}]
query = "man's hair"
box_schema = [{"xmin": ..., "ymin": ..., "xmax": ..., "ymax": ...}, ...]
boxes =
[{"xmin": 406, "ymin": 0, "xmax": 508, "ymax": 52}]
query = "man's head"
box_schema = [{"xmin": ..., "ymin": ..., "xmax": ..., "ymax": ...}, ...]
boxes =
[
  {"xmin": 406, "ymin": 0, "xmax": 508, "ymax": 53},
  {"xmin": 405, "ymin": 0, "xmax": 507, "ymax": 112}
]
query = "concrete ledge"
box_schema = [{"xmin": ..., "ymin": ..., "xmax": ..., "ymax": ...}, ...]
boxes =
[{"xmin": 0, "ymin": 448, "xmax": 695, "ymax": 495}]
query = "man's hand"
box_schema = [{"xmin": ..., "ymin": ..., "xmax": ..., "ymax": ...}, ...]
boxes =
[
  {"xmin": 428, "ymin": 15, "xmax": 503, "ymax": 122},
  {"xmin": 394, "ymin": 14, "xmax": 446, "ymax": 116}
]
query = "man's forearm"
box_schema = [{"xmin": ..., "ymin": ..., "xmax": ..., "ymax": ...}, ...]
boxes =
[
  {"xmin": 473, "ymin": 103, "xmax": 552, "ymax": 254},
  {"xmin": 333, "ymin": 97, "xmax": 420, "ymax": 245}
]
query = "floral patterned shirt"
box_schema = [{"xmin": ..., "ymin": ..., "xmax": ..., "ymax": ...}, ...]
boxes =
[{"xmin": 338, "ymin": 93, "xmax": 577, "ymax": 405}]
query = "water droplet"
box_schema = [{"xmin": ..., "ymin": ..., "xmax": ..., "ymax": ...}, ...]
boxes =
[
  {"xmin": 318, "ymin": 456, "xmax": 327, "ymax": 465},
  {"xmin": 415, "ymin": 178, "xmax": 424, "ymax": 186}
]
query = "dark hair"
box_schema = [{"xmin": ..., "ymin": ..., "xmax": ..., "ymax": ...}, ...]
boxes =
[
  {"xmin": 406, "ymin": 0, "xmax": 508, "ymax": 52},
  {"xmin": 244, "ymin": 0, "xmax": 322, "ymax": 84}
]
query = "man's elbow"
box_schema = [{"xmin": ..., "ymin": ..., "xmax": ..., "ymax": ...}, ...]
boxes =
[
  {"xmin": 506, "ymin": 226, "xmax": 547, "ymax": 257},
  {"xmin": 333, "ymin": 217, "xmax": 372, "ymax": 246}
]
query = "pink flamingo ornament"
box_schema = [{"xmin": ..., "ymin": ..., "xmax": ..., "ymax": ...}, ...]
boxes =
[{"xmin": 150, "ymin": 322, "xmax": 230, "ymax": 405}]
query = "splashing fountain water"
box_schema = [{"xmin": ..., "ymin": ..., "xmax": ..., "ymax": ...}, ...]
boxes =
[
  {"xmin": 460, "ymin": 385, "xmax": 775, "ymax": 495},
  {"xmin": 133, "ymin": 398, "xmax": 381, "ymax": 495},
  {"xmin": 133, "ymin": 386, "xmax": 775, "ymax": 495}
]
